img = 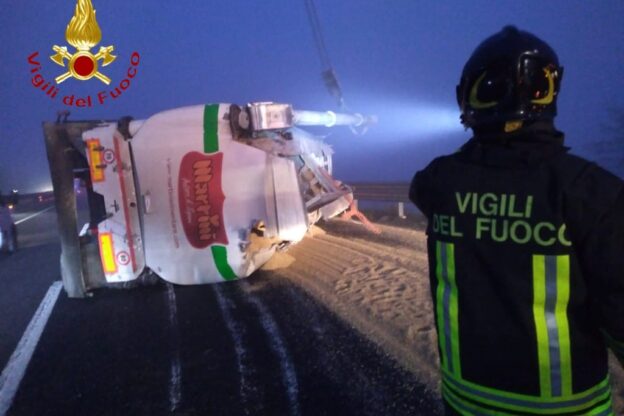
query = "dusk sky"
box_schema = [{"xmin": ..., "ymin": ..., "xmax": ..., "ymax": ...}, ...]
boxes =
[{"xmin": 1, "ymin": 1, "xmax": 623, "ymax": 192}]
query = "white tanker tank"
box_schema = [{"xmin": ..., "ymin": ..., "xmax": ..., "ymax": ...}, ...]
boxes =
[{"xmin": 43, "ymin": 102, "xmax": 376, "ymax": 297}]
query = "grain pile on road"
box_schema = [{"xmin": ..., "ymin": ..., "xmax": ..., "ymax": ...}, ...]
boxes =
[
  {"xmin": 270, "ymin": 219, "xmax": 440, "ymax": 395},
  {"xmin": 271, "ymin": 217, "xmax": 624, "ymax": 413}
]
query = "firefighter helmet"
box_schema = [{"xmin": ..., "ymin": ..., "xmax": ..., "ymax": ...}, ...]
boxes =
[{"xmin": 456, "ymin": 26, "xmax": 564, "ymax": 131}]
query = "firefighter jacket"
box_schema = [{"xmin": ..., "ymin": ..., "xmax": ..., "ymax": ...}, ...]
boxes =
[{"xmin": 409, "ymin": 129, "xmax": 624, "ymax": 415}]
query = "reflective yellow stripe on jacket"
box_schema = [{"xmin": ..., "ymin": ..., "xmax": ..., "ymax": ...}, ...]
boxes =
[
  {"xmin": 532, "ymin": 255, "xmax": 572, "ymax": 398},
  {"xmin": 435, "ymin": 241, "xmax": 461, "ymax": 377},
  {"xmin": 436, "ymin": 246, "xmax": 614, "ymax": 415}
]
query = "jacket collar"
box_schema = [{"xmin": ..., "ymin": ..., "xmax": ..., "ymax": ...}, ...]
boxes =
[{"xmin": 460, "ymin": 122, "xmax": 569, "ymax": 167}]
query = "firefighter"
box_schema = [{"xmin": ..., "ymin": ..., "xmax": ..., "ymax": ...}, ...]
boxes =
[{"xmin": 409, "ymin": 26, "xmax": 624, "ymax": 415}]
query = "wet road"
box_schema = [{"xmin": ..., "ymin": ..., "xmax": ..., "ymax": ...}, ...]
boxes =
[{"xmin": 0, "ymin": 206, "xmax": 441, "ymax": 415}]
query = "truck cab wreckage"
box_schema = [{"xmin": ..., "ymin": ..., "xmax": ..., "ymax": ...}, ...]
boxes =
[{"xmin": 44, "ymin": 103, "xmax": 376, "ymax": 297}]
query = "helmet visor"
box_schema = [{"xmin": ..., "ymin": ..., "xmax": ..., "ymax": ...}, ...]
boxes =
[
  {"xmin": 468, "ymin": 62, "xmax": 512, "ymax": 109},
  {"xmin": 519, "ymin": 56, "xmax": 562, "ymax": 105}
]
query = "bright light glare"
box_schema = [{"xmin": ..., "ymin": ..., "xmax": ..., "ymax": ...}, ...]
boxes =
[
  {"xmin": 373, "ymin": 104, "xmax": 463, "ymax": 142},
  {"xmin": 34, "ymin": 183, "xmax": 54, "ymax": 193},
  {"xmin": 337, "ymin": 97, "xmax": 467, "ymax": 144}
]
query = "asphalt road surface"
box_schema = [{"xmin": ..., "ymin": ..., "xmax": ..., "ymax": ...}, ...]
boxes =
[{"xmin": 0, "ymin": 204, "xmax": 441, "ymax": 416}]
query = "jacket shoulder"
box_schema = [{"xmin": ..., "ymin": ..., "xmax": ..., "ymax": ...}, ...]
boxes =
[
  {"xmin": 554, "ymin": 152, "xmax": 624, "ymax": 203},
  {"xmin": 553, "ymin": 153, "xmax": 624, "ymax": 240},
  {"xmin": 409, "ymin": 153, "xmax": 460, "ymax": 215},
  {"xmin": 420, "ymin": 153, "xmax": 458, "ymax": 173}
]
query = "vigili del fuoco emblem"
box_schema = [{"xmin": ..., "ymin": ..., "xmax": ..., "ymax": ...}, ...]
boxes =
[{"xmin": 50, "ymin": 0, "xmax": 116, "ymax": 85}]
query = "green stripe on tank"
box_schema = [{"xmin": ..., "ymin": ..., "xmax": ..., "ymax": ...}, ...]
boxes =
[
  {"xmin": 203, "ymin": 104, "xmax": 220, "ymax": 153},
  {"xmin": 211, "ymin": 246, "xmax": 237, "ymax": 281},
  {"xmin": 202, "ymin": 104, "xmax": 233, "ymax": 280}
]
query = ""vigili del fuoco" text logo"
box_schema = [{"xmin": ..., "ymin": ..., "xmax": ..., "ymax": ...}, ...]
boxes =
[{"xmin": 27, "ymin": 0, "xmax": 140, "ymax": 108}]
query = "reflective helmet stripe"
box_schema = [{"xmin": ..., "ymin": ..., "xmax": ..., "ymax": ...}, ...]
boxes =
[
  {"xmin": 469, "ymin": 72, "xmax": 498, "ymax": 110},
  {"xmin": 531, "ymin": 68, "xmax": 556, "ymax": 105},
  {"xmin": 457, "ymin": 26, "xmax": 563, "ymax": 129}
]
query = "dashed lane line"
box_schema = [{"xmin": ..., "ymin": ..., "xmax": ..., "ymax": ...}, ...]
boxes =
[
  {"xmin": 242, "ymin": 283, "xmax": 301, "ymax": 416},
  {"xmin": 166, "ymin": 283, "xmax": 182, "ymax": 412},
  {"xmin": 0, "ymin": 281, "xmax": 63, "ymax": 416},
  {"xmin": 14, "ymin": 206, "xmax": 55, "ymax": 225},
  {"xmin": 213, "ymin": 284, "xmax": 253, "ymax": 413}
]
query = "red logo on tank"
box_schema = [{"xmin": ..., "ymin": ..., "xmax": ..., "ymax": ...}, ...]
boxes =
[{"xmin": 178, "ymin": 152, "xmax": 228, "ymax": 248}]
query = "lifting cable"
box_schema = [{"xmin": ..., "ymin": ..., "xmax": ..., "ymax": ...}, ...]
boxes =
[{"xmin": 304, "ymin": 0, "xmax": 347, "ymax": 110}]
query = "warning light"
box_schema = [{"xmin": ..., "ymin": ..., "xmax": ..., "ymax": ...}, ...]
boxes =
[
  {"xmin": 98, "ymin": 232, "xmax": 117, "ymax": 274},
  {"xmin": 86, "ymin": 138, "xmax": 105, "ymax": 182}
]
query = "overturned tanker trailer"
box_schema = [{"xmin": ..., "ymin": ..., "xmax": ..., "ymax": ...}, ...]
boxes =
[{"xmin": 44, "ymin": 103, "xmax": 375, "ymax": 297}]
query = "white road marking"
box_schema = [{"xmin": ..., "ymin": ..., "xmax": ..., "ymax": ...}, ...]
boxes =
[
  {"xmin": 0, "ymin": 281, "xmax": 63, "ymax": 416},
  {"xmin": 243, "ymin": 284, "xmax": 301, "ymax": 416},
  {"xmin": 213, "ymin": 284, "xmax": 253, "ymax": 413},
  {"xmin": 166, "ymin": 283, "xmax": 182, "ymax": 412},
  {"xmin": 14, "ymin": 206, "xmax": 54, "ymax": 225}
]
